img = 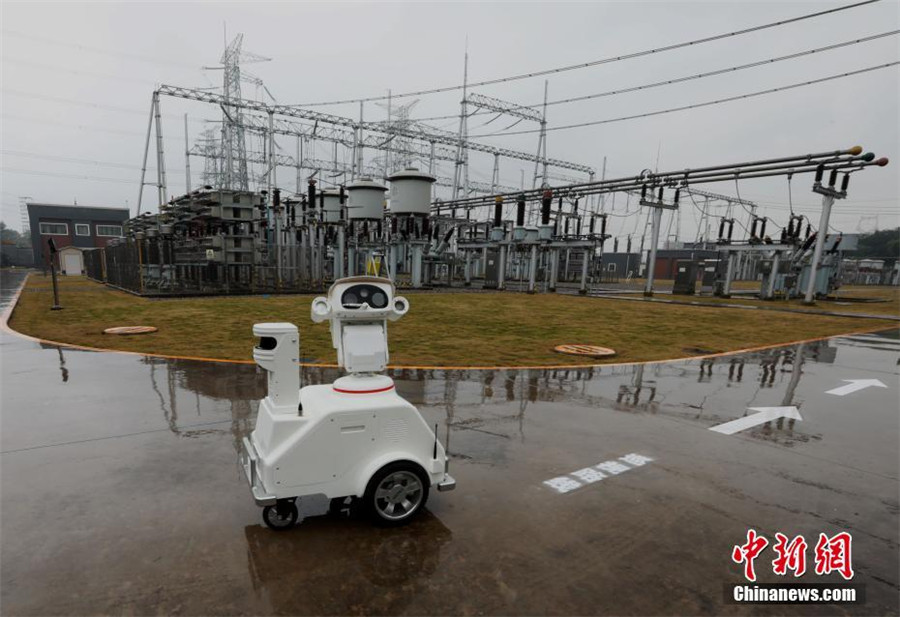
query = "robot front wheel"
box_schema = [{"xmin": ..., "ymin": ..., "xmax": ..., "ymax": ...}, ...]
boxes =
[
  {"xmin": 364, "ymin": 462, "xmax": 430, "ymax": 527},
  {"xmin": 262, "ymin": 499, "xmax": 298, "ymax": 531}
]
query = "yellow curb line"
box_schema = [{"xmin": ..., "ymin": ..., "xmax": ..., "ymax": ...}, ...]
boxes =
[{"xmin": 2, "ymin": 273, "xmax": 895, "ymax": 371}]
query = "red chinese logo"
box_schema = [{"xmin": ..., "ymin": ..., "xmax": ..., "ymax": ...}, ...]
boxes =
[
  {"xmin": 772, "ymin": 533, "xmax": 807, "ymax": 577},
  {"xmin": 733, "ymin": 530, "xmax": 853, "ymax": 581},
  {"xmin": 814, "ymin": 532, "xmax": 854, "ymax": 580},
  {"xmin": 732, "ymin": 529, "xmax": 769, "ymax": 582}
]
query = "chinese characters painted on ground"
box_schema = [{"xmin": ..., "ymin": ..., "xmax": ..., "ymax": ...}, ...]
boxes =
[{"xmin": 543, "ymin": 453, "xmax": 654, "ymax": 494}]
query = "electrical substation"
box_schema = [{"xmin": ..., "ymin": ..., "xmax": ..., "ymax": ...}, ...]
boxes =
[{"xmin": 77, "ymin": 34, "xmax": 890, "ymax": 303}]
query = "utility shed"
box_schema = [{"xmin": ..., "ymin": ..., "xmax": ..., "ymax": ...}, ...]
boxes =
[
  {"xmin": 27, "ymin": 203, "xmax": 129, "ymax": 268},
  {"xmin": 57, "ymin": 245, "xmax": 91, "ymax": 276}
]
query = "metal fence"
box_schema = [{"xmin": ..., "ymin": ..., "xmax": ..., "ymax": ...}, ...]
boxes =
[{"xmin": 84, "ymin": 240, "xmax": 329, "ymax": 296}]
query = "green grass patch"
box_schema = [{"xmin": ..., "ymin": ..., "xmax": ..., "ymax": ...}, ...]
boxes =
[{"xmin": 9, "ymin": 275, "xmax": 891, "ymax": 367}]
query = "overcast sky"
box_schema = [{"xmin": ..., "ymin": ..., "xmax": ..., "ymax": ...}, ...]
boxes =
[{"xmin": 2, "ymin": 1, "xmax": 898, "ymax": 244}]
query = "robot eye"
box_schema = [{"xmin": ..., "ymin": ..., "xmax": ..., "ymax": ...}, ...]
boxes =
[
  {"xmin": 371, "ymin": 291, "xmax": 386, "ymax": 308},
  {"xmin": 343, "ymin": 291, "xmax": 359, "ymax": 306},
  {"xmin": 360, "ymin": 288, "xmax": 369, "ymax": 299}
]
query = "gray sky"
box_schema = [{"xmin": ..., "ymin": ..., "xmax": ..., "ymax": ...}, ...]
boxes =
[{"xmin": 2, "ymin": 1, "xmax": 898, "ymax": 244}]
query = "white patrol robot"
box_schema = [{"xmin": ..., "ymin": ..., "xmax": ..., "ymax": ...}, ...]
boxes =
[{"xmin": 241, "ymin": 276, "xmax": 455, "ymax": 530}]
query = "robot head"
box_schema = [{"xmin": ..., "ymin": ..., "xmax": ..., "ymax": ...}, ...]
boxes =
[
  {"xmin": 310, "ymin": 276, "xmax": 409, "ymax": 373},
  {"xmin": 310, "ymin": 276, "xmax": 408, "ymax": 324}
]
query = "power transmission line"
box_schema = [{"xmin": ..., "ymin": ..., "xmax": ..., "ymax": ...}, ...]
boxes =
[
  {"xmin": 291, "ymin": 0, "xmax": 882, "ymax": 107},
  {"xmin": 1, "ymin": 150, "xmax": 153, "ymax": 171},
  {"xmin": 533, "ymin": 31, "xmax": 899, "ymax": 109},
  {"xmin": 1, "ymin": 89, "xmax": 209, "ymax": 124},
  {"xmin": 0, "ymin": 29, "xmax": 202, "ymax": 70},
  {"xmin": 409, "ymin": 30, "xmax": 898, "ymax": 122},
  {"xmin": 0, "ymin": 167, "xmax": 185, "ymax": 186},
  {"xmin": 469, "ymin": 62, "xmax": 900, "ymax": 137}
]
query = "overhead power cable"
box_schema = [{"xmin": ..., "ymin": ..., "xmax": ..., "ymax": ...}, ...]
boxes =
[
  {"xmin": 0, "ymin": 29, "xmax": 201, "ymax": 70},
  {"xmin": 469, "ymin": 62, "xmax": 900, "ymax": 138},
  {"xmin": 534, "ymin": 31, "xmax": 898, "ymax": 108},
  {"xmin": 291, "ymin": 0, "xmax": 882, "ymax": 107},
  {"xmin": 0, "ymin": 167, "xmax": 185, "ymax": 186},
  {"xmin": 409, "ymin": 30, "xmax": 898, "ymax": 122},
  {"xmin": 1, "ymin": 150, "xmax": 151, "ymax": 171}
]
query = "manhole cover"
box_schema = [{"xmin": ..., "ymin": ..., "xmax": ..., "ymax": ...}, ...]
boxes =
[
  {"xmin": 103, "ymin": 326, "xmax": 158, "ymax": 335},
  {"xmin": 554, "ymin": 344, "xmax": 616, "ymax": 358},
  {"xmin": 682, "ymin": 347, "xmax": 719, "ymax": 355}
]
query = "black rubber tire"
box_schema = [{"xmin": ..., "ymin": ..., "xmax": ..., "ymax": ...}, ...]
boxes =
[
  {"xmin": 364, "ymin": 462, "xmax": 429, "ymax": 527},
  {"xmin": 262, "ymin": 501, "xmax": 298, "ymax": 531}
]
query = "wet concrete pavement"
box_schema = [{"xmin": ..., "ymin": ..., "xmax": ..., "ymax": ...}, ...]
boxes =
[{"xmin": 1, "ymin": 270, "xmax": 898, "ymax": 615}]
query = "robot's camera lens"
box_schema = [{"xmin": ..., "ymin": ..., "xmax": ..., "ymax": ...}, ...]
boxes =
[
  {"xmin": 360, "ymin": 288, "xmax": 369, "ymax": 298},
  {"xmin": 372, "ymin": 292, "xmax": 386, "ymax": 308},
  {"xmin": 344, "ymin": 292, "xmax": 358, "ymax": 306}
]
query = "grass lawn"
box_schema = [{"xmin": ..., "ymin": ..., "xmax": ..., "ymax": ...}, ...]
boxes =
[
  {"xmin": 8, "ymin": 274, "xmax": 893, "ymax": 367},
  {"xmin": 666, "ymin": 284, "xmax": 900, "ymax": 316}
]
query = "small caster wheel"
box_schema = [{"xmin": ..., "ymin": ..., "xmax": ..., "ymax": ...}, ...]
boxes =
[{"xmin": 263, "ymin": 501, "xmax": 298, "ymax": 531}]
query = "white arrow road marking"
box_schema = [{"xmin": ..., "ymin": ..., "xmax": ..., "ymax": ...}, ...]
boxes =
[
  {"xmin": 709, "ymin": 406, "xmax": 803, "ymax": 436},
  {"xmin": 825, "ymin": 379, "xmax": 888, "ymax": 396}
]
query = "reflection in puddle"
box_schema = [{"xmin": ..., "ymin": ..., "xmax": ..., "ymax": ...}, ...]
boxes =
[
  {"xmin": 30, "ymin": 332, "xmax": 897, "ymax": 459},
  {"xmin": 244, "ymin": 510, "xmax": 452, "ymax": 613}
]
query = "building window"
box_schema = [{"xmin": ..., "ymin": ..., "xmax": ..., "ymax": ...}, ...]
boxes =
[
  {"xmin": 607, "ymin": 263, "xmax": 617, "ymax": 272},
  {"xmin": 39, "ymin": 222, "xmax": 68, "ymax": 235},
  {"xmin": 95, "ymin": 225, "xmax": 123, "ymax": 237},
  {"xmin": 75, "ymin": 223, "xmax": 90, "ymax": 236}
]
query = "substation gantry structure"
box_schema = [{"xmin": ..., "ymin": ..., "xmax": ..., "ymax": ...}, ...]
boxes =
[{"xmin": 430, "ymin": 146, "xmax": 889, "ymax": 301}]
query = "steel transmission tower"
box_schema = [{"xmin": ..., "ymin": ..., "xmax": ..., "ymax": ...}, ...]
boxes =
[
  {"xmin": 375, "ymin": 98, "xmax": 421, "ymax": 174},
  {"xmin": 205, "ymin": 34, "xmax": 271, "ymax": 191}
]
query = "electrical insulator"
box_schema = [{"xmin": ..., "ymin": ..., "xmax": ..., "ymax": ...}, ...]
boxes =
[
  {"xmin": 308, "ymin": 179, "xmax": 317, "ymax": 211},
  {"xmin": 541, "ymin": 190, "xmax": 552, "ymax": 225},
  {"xmin": 841, "ymin": 173, "xmax": 850, "ymax": 192},
  {"xmin": 828, "ymin": 169, "xmax": 838, "ymax": 188},
  {"xmin": 814, "ymin": 164, "xmax": 825, "ymax": 183}
]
